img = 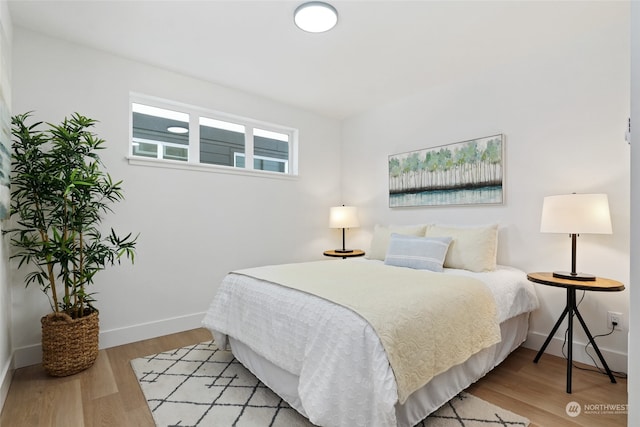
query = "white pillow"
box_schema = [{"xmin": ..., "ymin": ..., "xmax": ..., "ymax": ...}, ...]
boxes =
[
  {"xmin": 368, "ymin": 224, "xmax": 428, "ymax": 260},
  {"xmin": 425, "ymin": 224, "xmax": 498, "ymax": 272},
  {"xmin": 384, "ymin": 234, "xmax": 452, "ymax": 272}
]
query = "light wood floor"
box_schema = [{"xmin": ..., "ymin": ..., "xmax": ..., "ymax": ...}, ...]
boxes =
[{"xmin": 0, "ymin": 328, "xmax": 627, "ymax": 426}]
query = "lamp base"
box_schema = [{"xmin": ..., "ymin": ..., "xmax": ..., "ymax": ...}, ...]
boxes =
[
  {"xmin": 552, "ymin": 271, "xmax": 596, "ymax": 281},
  {"xmin": 334, "ymin": 249, "xmax": 354, "ymax": 253}
]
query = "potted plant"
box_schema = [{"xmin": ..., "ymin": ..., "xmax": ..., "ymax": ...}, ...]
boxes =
[{"xmin": 5, "ymin": 112, "xmax": 138, "ymax": 376}]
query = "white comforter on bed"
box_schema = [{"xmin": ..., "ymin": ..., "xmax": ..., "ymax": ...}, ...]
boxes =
[{"xmin": 202, "ymin": 260, "xmax": 538, "ymax": 427}]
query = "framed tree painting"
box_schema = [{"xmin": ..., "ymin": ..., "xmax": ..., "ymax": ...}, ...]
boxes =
[{"xmin": 389, "ymin": 134, "xmax": 504, "ymax": 208}]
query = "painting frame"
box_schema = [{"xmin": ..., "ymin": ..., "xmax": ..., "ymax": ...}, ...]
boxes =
[{"xmin": 389, "ymin": 134, "xmax": 504, "ymax": 208}]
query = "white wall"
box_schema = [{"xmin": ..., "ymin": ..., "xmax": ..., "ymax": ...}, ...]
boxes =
[
  {"xmin": 10, "ymin": 28, "xmax": 342, "ymax": 366},
  {"xmin": 341, "ymin": 3, "xmax": 630, "ymax": 372},
  {"xmin": 0, "ymin": 0, "xmax": 11, "ymax": 411},
  {"xmin": 628, "ymin": 1, "xmax": 639, "ymax": 424}
]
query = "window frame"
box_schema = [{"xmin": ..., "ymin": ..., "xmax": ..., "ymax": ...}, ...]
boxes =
[
  {"xmin": 234, "ymin": 152, "xmax": 289, "ymax": 173},
  {"xmin": 128, "ymin": 93, "xmax": 299, "ymax": 178},
  {"xmin": 131, "ymin": 137, "xmax": 190, "ymax": 161}
]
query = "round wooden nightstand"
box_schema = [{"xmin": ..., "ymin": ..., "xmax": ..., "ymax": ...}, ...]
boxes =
[
  {"xmin": 527, "ymin": 272, "xmax": 625, "ymax": 394},
  {"xmin": 323, "ymin": 249, "xmax": 365, "ymax": 259}
]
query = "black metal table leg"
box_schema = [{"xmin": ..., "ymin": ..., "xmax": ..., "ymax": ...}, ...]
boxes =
[
  {"xmin": 566, "ymin": 288, "xmax": 575, "ymax": 393},
  {"xmin": 574, "ymin": 307, "xmax": 617, "ymax": 384},
  {"xmin": 534, "ymin": 305, "xmax": 570, "ymax": 363},
  {"xmin": 534, "ymin": 288, "xmax": 575, "ymax": 393}
]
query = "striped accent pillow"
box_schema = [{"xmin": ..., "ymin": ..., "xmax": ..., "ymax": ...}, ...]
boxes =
[{"xmin": 384, "ymin": 234, "xmax": 453, "ymax": 272}]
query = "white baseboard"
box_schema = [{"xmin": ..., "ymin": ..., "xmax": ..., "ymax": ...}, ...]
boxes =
[
  {"xmin": 0, "ymin": 355, "xmax": 14, "ymax": 416},
  {"xmin": 524, "ymin": 331, "xmax": 628, "ymax": 374},
  {"xmin": 99, "ymin": 311, "xmax": 207, "ymax": 349},
  {"xmin": 12, "ymin": 311, "xmax": 207, "ymax": 369},
  {"xmin": 10, "ymin": 317, "xmax": 627, "ymax": 376}
]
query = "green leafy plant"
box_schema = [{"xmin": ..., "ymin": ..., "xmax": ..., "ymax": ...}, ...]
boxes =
[{"xmin": 6, "ymin": 112, "xmax": 138, "ymax": 318}]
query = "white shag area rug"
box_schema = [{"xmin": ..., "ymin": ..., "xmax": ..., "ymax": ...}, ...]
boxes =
[{"xmin": 131, "ymin": 341, "xmax": 530, "ymax": 427}]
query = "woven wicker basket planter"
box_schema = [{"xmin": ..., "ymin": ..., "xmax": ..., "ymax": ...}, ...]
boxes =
[{"xmin": 41, "ymin": 310, "xmax": 99, "ymax": 377}]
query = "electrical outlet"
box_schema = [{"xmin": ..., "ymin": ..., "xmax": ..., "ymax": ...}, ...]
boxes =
[{"xmin": 607, "ymin": 311, "xmax": 623, "ymax": 331}]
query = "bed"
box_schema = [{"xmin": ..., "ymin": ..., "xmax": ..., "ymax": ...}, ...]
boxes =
[{"xmin": 202, "ymin": 224, "xmax": 539, "ymax": 427}]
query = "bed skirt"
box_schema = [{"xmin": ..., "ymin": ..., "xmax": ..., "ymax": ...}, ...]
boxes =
[{"xmin": 228, "ymin": 312, "xmax": 530, "ymax": 427}]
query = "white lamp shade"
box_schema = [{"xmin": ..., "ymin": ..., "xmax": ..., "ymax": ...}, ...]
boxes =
[
  {"xmin": 329, "ymin": 206, "xmax": 359, "ymax": 229},
  {"xmin": 294, "ymin": 2, "xmax": 338, "ymax": 33},
  {"xmin": 540, "ymin": 193, "xmax": 612, "ymax": 234}
]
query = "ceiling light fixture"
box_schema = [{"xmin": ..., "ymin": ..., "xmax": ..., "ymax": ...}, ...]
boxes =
[
  {"xmin": 167, "ymin": 126, "xmax": 188, "ymax": 134},
  {"xmin": 294, "ymin": 2, "xmax": 338, "ymax": 33}
]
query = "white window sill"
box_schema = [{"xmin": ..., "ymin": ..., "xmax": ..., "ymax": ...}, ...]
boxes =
[{"xmin": 126, "ymin": 156, "xmax": 299, "ymax": 180}]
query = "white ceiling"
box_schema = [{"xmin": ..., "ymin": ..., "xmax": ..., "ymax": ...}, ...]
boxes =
[{"xmin": 8, "ymin": 1, "xmax": 625, "ymax": 120}]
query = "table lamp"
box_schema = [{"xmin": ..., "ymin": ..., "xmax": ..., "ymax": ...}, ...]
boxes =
[
  {"xmin": 540, "ymin": 193, "xmax": 612, "ymax": 281},
  {"xmin": 329, "ymin": 206, "xmax": 359, "ymax": 253}
]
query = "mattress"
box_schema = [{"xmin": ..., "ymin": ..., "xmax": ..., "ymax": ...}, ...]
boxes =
[{"xmin": 202, "ymin": 259, "xmax": 539, "ymax": 427}]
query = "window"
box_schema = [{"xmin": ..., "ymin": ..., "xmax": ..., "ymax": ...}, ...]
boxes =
[
  {"xmin": 130, "ymin": 95, "xmax": 298, "ymax": 176},
  {"xmin": 132, "ymin": 104, "xmax": 190, "ymax": 161},
  {"xmin": 199, "ymin": 117, "xmax": 246, "ymax": 167},
  {"xmin": 253, "ymin": 128, "xmax": 290, "ymax": 173}
]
